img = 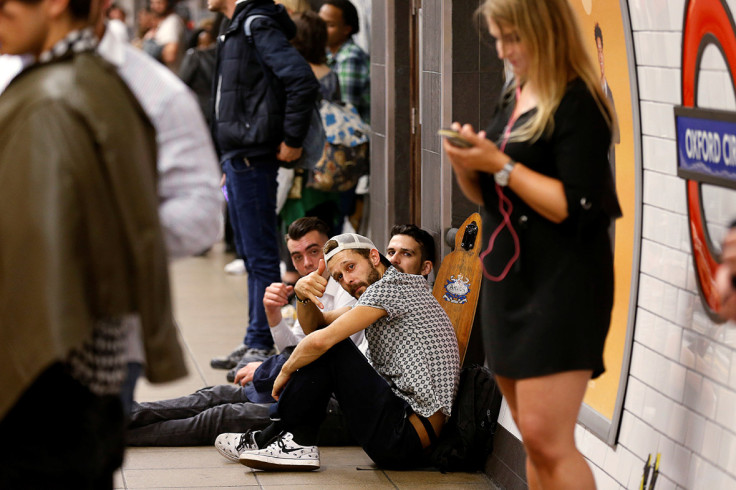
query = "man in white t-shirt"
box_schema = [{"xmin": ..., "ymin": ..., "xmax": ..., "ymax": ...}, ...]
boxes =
[{"xmin": 150, "ymin": 0, "xmax": 185, "ymax": 71}]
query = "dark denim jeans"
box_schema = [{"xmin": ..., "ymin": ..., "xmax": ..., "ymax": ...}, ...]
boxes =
[
  {"xmin": 126, "ymin": 384, "xmax": 355, "ymax": 447},
  {"xmin": 127, "ymin": 384, "xmax": 271, "ymax": 446},
  {"xmin": 277, "ymin": 340, "xmax": 426, "ymax": 469},
  {"xmin": 223, "ymin": 156, "xmax": 281, "ymax": 350}
]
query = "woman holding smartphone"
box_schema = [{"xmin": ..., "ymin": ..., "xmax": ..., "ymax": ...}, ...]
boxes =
[{"xmin": 443, "ymin": 0, "xmax": 621, "ymax": 488}]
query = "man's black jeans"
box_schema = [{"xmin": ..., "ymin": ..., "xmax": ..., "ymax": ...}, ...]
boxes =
[{"xmin": 276, "ymin": 339, "xmax": 426, "ymax": 469}]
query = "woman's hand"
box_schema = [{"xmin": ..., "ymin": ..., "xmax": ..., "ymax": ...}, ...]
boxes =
[{"xmin": 443, "ymin": 123, "xmax": 507, "ymax": 175}]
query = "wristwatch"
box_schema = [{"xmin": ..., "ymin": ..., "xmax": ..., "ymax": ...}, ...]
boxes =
[{"xmin": 494, "ymin": 159, "xmax": 517, "ymax": 187}]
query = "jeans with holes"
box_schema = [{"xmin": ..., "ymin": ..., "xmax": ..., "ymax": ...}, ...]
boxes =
[{"xmin": 223, "ymin": 156, "xmax": 281, "ymax": 350}]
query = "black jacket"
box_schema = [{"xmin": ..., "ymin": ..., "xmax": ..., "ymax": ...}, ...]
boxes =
[{"xmin": 212, "ymin": 0, "xmax": 319, "ymax": 160}]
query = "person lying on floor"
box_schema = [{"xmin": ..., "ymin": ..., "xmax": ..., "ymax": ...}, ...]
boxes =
[{"xmin": 232, "ymin": 233, "xmax": 459, "ymax": 471}]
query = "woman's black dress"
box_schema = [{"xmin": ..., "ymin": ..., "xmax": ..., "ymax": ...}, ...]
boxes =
[{"xmin": 479, "ymin": 78, "xmax": 622, "ymax": 380}]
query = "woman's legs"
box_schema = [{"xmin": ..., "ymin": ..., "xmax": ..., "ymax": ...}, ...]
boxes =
[{"xmin": 496, "ymin": 371, "xmax": 594, "ymax": 490}]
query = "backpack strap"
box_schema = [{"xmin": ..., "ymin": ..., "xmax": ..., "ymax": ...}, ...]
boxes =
[
  {"xmin": 244, "ymin": 14, "xmax": 269, "ymax": 44},
  {"xmin": 243, "ymin": 15, "xmax": 273, "ymax": 87}
]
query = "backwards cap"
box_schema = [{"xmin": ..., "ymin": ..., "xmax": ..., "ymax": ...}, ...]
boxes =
[{"xmin": 324, "ymin": 233, "xmax": 377, "ymax": 263}]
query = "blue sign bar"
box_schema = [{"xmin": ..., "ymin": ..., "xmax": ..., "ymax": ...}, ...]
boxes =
[{"xmin": 675, "ymin": 106, "xmax": 736, "ymax": 189}]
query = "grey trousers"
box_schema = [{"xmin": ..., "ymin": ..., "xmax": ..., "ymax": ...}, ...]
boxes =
[
  {"xmin": 126, "ymin": 384, "xmax": 356, "ymax": 447},
  {"xmin": 127, "ymin": 384, "xmax": 271, "ymax": 446}
]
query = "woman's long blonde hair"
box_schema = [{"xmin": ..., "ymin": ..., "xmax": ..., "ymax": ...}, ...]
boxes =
[{"xmin": 479, "ymin": 0, "xmax": 613, "ymax": 143}]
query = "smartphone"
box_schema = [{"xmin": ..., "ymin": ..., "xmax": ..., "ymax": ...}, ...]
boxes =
[{"xmin": 438, "ymin": 129, "xmax": 473, "ymax": 148}]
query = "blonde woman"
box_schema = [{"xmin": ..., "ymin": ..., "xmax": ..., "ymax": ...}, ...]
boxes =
[{"xmin": 443, "ymin": 0, "xmax": 621, "ymax": 488}]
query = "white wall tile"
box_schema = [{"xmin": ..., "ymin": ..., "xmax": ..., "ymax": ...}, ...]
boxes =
[
  {"xmin": 660, "ymin": 355, "xmax": 687, "ymax": 403},
  {"xmin": 592, "ymin": 465, "xmax": 620, "ymax": 490},
  {"xmin": 675, "ymin": 289, "xmax": 696, "ymax": 329},
  {"xmin": 625, "ymin": 381, "xmax": 647, "ymax": 424},
  {"xmin": 603, "ymin": 445, "xmax": 622, "ymax": 480},
  {"xmin": 683, "ymin": 369, "xmax": 704, "ymax": 413},
  {"xmin": 643, "ymin": 386, "xmax": 673, "ymax": 435},
  {"xmin": 642, "ymin": 135, "xmax": 678, "ymax": 175},
  {"xmin": 641, "ymin": 101, "xmax": 676, "ymax": 139},
  {"xmin": 639, "ymin": 67, "xmax": 681, "ymax": 104},
  {"xmin": 642, "ymin": 171, "xmax": 687, "ymax": 216},
  {"xmin": 628, "ymin": 0, "xmax": 686, "ymax": 31},
  {"xmin": 695, "ymin": 377, "xmax": 718, "ymax": 419},
  {"xmin": 640, "ymin": 239, "xmax": 689, "ymax": 288},
  {"xmin": 614, "ymin": 446, "xmax": 640, "ymax": 488},
  {"xmin": 696, "ymin": 69, "xmax": 736, "ymax": 112},
  {"xmin": 718, "ymin": 429, "xmax": 736, "ymax": 477},
  {"xmin": 633, "ymin": 32, "xmax": 682, "ymax": 68},
  {"xmin": 668, "ymin": 403, "xmax": 690, "ymax": 443},
  {"xmin": 731, "ymin": 349, "xmax": 736, "ymax": 389},
  {"xmin": 716, "ymin": 387, "xmax": 736, "ymax": 431},
  {"xmin": 684, "ymin": 410, "xmax": 706, "ymax": 450},
  {"xmin": 664, "ymin": 442, "xmax": 692, "ymax": 484},
  {"xmin": 641, "ymin": 204, "xmax": 688, "ymax": 250},
  {"xmin": 702, "ymin": 419, "xmax": 723, "ymax": 463}
]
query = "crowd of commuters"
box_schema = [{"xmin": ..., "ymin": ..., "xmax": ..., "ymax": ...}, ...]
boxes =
[{"xmin": 8, "ymin": 0, "xmax": 735, "ymax": 487}]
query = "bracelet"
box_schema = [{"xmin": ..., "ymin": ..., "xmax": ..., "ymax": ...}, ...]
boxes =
[{"xmin": 295, "ymin": 294, "xmax": 310, "ymax": 304}]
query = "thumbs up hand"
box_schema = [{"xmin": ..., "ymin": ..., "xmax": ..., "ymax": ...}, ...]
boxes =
[{"xmin": 294, "ymin": 259, "xmax": 328, "ymax": 309}]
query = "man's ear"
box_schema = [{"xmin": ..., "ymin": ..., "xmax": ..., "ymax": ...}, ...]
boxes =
[
  {"xmin": 369, "ymin": 248, "xmax": 381, "ymax": 266},
  {"xmin": 420, "ymin": 260, "xmax": 433, "ymax": 277}
]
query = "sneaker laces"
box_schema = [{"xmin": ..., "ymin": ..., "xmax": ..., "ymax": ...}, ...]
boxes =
[{"xmin": 236, "ymin": 432, "xmax": 254, "ymax": 452}]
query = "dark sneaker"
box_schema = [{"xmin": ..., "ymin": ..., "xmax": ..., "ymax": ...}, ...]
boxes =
[
  {"xmin": 215, "ymin": 430, "xmax": 260, "ymax": 462},
  {"xmin": 238, "ymin": 432, "xmax": 320, "ymax": 471},
  {"xmin": 240, "ymin": 347, "xmax": 276, "ymax": 364},
  {"xmin": 210, "ymin": 344, "xmax": 248, "ymax": 370}
]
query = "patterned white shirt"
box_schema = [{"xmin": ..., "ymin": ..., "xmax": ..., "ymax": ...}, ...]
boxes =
[{"xmin": 357, "ymin": 266, "xmax": 460, "ymax": 417}]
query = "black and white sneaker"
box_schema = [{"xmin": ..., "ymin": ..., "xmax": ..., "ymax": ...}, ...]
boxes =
[
  {"xmin": 238, "ymin": 432, "xmax": 320, "ymax": 471},
  {"xmin": 215, "ymin": 430, "xmax": 259, "ymax": 462}
]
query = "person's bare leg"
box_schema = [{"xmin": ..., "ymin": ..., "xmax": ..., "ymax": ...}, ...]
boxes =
[
  {"xmin": 496, "ymin": 376, "xmax": 541, "ymax": 490},
  {"xmin": 513, "ymin": 370, "xmax": 595, "ymax": 490}
]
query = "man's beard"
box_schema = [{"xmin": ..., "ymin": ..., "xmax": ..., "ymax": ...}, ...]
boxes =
[{"xmin": 349, "ymin": 264, "xmax": 381, "ymax": 298}]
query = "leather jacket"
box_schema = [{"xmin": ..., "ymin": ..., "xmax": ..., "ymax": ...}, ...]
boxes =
[{"xmin": 0, "ymin": 53, "xmax": 186, "ymax": 418}]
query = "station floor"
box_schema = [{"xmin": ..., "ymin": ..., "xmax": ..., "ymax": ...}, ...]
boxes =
[{"xmin": 115, "ymin": 242, "xmax": 499, "ymax": 489}]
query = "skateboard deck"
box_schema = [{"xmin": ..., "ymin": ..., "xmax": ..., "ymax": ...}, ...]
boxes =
[{"xmin": 432, "ymin": 213, "xmax": 483, "ymax": 364}]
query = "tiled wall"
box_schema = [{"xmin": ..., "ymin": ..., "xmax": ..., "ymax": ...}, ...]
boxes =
[{"xmin": 493, "ymin": 1, "xmax": 736, "ymax": 488}]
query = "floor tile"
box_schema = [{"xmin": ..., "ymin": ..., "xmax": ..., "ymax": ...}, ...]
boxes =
[{"xmin": 123, "ymin": 466, "xmax": 257, "ymax": 488}]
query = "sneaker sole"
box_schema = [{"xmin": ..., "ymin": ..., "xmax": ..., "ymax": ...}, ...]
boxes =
[
  {"xmin": 238, "ymin": 454, "xmax": 320, "ymax": 471},
  {"xmin": 215, "ymin": 445, "xmax": 240, "ymax": 462}
]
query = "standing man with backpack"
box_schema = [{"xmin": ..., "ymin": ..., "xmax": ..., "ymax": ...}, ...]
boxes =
[{"xmin": 208, "ymin": 0, "xmax": 321, "ymax": 370}]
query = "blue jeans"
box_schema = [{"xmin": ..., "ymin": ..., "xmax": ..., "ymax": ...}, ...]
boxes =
[{"xmin": 223, "ymin": 156, "xmax": 281, "ymax": 350}]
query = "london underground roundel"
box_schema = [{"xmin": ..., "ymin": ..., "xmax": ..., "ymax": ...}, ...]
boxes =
[{"xmin": 677, "ymin": 0, "xmax": 736, "ymax": 321}]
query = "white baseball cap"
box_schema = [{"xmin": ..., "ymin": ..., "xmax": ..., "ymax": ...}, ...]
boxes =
[{"xmin": 324, "ymin": 233, "xmax": 378, "ymax": 263}]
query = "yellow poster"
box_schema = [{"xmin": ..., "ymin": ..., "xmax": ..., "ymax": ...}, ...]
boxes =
[{"xmin": 568, "ymin": 0, "xmax": 638, "ymax": 421}]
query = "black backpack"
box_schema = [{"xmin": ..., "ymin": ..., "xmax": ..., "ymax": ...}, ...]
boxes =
[{"xmin": 429, "ymin": 365, "xmax": 503, "ymax": 472}]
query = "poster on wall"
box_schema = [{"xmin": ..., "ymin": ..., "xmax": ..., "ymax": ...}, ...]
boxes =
[{"xmin": 568, "ymin": 0, "xmax": 641, "ymax": 443}]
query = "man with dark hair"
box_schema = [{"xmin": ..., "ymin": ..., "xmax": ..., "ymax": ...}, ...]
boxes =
[
  {"xmin": 236, "ymin": 233, "xmax": 459, "ymax": 471},
  {"xmin": 387, "ymin": 224, "xmax": 436, "ymax": 277},
  {"xmin": 0, "ymin": 0, "xmax": 185, "ymax": 484},
  {"xmin": 319, "ymin": 0, "xmax": 369, "ymax": 121},
  {"xmin": 208, "ymin": 0, "xmax": 321, "ymax": 371},
  {"xmin": 126, "ymin": 218, "xmax": 361, "ymax": 448}
]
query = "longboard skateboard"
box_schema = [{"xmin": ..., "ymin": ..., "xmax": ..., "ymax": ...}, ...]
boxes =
[{"xmin": 432, "ymin": 213, "xmax": 483, "ymax": 364}]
